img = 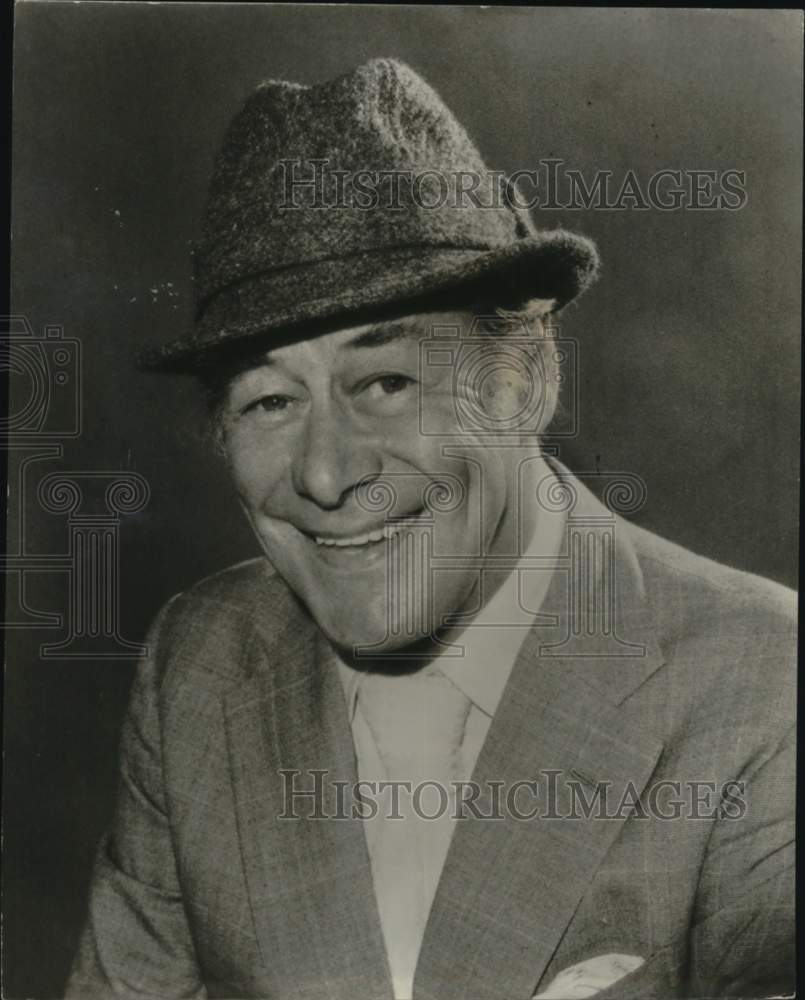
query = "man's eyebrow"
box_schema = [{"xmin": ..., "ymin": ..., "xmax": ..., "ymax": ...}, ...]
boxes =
[{"xmin": 346, "ymin": 321, "xmax": 422, "ymax": 349}]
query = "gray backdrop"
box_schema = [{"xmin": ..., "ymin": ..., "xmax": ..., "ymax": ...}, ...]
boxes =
[{"xmin": 5, "ymin": 5, "xmax": 801, "ymax": 996}]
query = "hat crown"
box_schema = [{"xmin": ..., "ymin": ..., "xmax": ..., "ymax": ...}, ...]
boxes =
[
  {"xmin": 196, "ymin": 58, "xmax": 520, "ymax": 316},
  {"xmin": 206, "ymin": 59, "xmax": 491, "ymax": 218}
]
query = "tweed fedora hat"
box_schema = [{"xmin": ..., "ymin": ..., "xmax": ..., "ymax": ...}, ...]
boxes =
[{"xmin": 139, "ymin": 57, "xmax": 599, "ymax": 373}]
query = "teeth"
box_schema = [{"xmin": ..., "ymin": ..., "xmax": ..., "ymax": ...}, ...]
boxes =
[{"xmin": 314, "ymin": 523, "xmax": 410, "ymax": 547}]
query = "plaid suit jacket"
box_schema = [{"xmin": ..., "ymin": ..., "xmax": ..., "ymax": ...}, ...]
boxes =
[{"xmin": 66, "ymin": 474, "xmax": 795, "ymax": 999}]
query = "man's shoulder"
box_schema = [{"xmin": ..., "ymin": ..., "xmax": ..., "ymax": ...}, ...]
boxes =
[
  {"xmin": 623, "ymin": 520, "xmax": 796, "ymax": 717},
  {"xmin": 176, "ymin": 555, "xmax": 278, "ymax": 604},
  {"xmin": 626, "ymin": 519, "xmax": 796, "ymax": 633},
  {"xmin": 158, "ymin": 556, "xmax": 282, "ymax": 627},
  {"xmin": 146, "ymin": 557, "xmax": 299, "ymax": 686}
]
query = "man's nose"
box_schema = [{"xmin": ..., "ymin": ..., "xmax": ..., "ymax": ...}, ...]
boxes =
[{"xmin": 293, "ymin": 402, "xmax": 382, "ymax": 510}]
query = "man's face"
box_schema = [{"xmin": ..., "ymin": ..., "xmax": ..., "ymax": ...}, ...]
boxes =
[{"xmin": 221, "ymin": 309, "xmax": 543, "ymax": 654}]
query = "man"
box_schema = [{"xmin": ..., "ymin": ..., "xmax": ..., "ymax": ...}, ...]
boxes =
[{"xmin": 67, "ymin": 59, "xmax": 795, "ymax": 999}]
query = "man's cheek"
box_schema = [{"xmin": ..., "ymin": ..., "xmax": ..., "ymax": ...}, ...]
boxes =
[
  {"xmin": 227, "ymin": 441, "xmax": 286, "ymax": 513},
  {"xmin": 414, "ymin": 381, "xmax": 464, "ymax": 440}
]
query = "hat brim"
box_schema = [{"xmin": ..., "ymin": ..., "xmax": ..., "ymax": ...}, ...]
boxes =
[{"xmin": 138, "ymin": 229, "xmax": 599, "ymax": 374}]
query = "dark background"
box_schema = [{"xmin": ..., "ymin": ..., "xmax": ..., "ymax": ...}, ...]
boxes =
[{"xmin": 5, "ymin": 5, "xmax": 801, "ymax": 996}]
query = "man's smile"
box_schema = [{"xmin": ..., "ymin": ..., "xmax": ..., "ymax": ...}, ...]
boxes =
[
  {"xmin": 295, "ymin": 508, "xmax": 430, "ymax": 548},
  {"xmin": 269, "ymin": 510, "xmax": 435, "ymax": 574},
  {"xmin": 314, "ymin": 524, "xmax": 398, "ymax": 547}
]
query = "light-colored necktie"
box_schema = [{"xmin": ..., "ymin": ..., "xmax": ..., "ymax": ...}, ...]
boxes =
[{"xmin": 357, "ymin": 668, "xmax": 471, "ymax": 999}]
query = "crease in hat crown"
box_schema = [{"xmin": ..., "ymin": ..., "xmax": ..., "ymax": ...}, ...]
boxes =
[{"xmin": 140, "ymin": 57, "xmax": 600, "ymax": 373}]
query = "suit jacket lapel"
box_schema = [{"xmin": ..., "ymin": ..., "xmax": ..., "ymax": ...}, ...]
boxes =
[
  {"xmin": 414, "ymin": 480, "xmax": 666, "ymax": 1000},
  {"xmin": 222, "ymin": 589, "xmax": 392, "ymax": 1000}
]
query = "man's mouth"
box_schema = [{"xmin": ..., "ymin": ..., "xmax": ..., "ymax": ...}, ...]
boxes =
[
  {"xmin": 307, "ymin": 509, "xmax": 428, "ymax": 549},
  {"xmin": 315, "ymin": 524, "xmax": 399, "ymax": 547}
]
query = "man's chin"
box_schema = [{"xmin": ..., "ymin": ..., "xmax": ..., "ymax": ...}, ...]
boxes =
[
  {"xmin": 297, "ymin": 576, "xmax": 477, "ymax": 660},
  {"xmin": 313, "ymin": 610, "xmax": 436, "ymax": 660}
]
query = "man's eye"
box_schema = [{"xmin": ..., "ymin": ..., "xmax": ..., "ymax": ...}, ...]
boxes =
[
  {"xmin": 243, "ymin": 394, "xmax": 291, "ymax": 416},
  {"xmin": 367, "ymin": 374, "xmax": 416, "ymax": 398}
]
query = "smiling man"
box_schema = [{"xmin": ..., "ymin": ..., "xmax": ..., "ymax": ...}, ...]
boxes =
[
  {"xmin": 207, "ymin": 304, "xmax": 558, "ymax": 655},
  {"xmin": 67, "ymin": 59, "xmax": 795, "ymax": 1000}
]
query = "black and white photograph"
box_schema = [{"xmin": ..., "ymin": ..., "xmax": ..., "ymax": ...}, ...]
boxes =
[{"xmin": 4, "ymin": 5, "xmax": 800, "ymax": 998}]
